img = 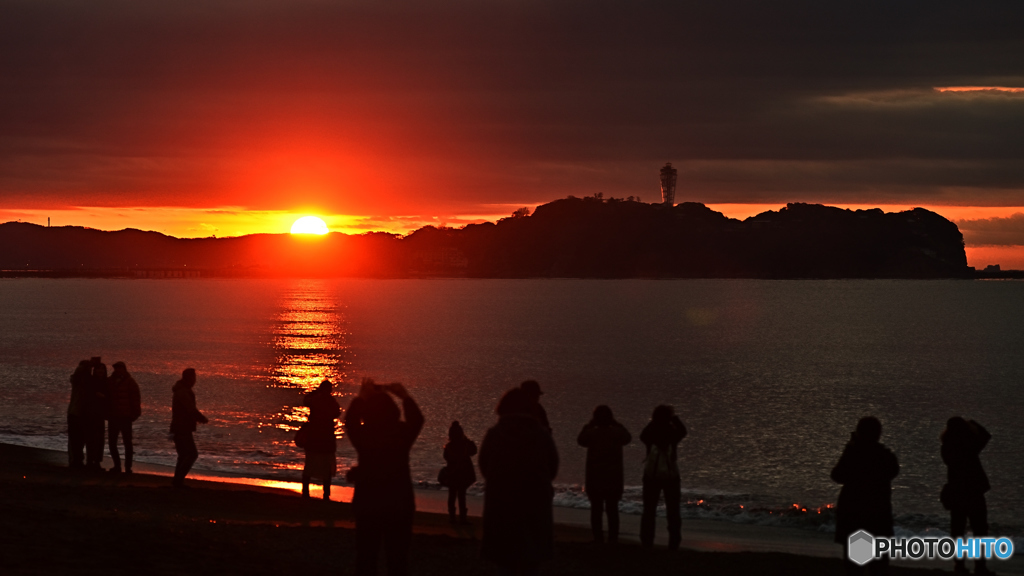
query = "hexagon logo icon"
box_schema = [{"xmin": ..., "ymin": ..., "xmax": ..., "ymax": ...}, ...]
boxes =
[{"xmin": 848, "ymin": 530, "xmax": 875, "ymax": 565}]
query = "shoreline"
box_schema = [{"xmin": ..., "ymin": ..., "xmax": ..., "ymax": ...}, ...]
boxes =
[{"xmin": 5, "ymin": 442, "xmax": 1015, "ymax": 575}]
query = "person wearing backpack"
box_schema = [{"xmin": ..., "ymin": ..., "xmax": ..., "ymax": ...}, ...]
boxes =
[{"xmin": 639, "ymin": 405, "xmax": 687, "ymax": 549}]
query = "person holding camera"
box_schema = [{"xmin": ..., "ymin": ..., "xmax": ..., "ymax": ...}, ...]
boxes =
[
  {"xmin": 344, "ymin": 378, "xmax": 424, "ymax": 576},
  {"xmin": 941, "ymin": 417, "xmax": 995, "ymax": 576},
  {"xmin": 639, "ymin": 404, "xmax": 687, "ymax": 549}
]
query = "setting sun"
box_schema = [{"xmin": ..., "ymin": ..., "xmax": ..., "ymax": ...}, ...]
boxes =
[{"xmin": 290, "ymin": 216, "xmax": 329, "ymax": 235}]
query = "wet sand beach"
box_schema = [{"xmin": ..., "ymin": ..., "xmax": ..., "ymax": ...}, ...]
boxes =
[{"xmin": 0, "ymin": 443, "xmax": 964, "ymax": 576}]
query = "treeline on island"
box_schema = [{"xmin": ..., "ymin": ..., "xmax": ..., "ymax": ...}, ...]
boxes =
[{"xmin": 0, "ymin": 196, "xmax": 971, "ymax": 279}]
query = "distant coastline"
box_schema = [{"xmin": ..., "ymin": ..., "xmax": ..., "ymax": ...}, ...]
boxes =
[{"xmin": 0, "ymin": 197, "xmax": 989, "ymax": 279}]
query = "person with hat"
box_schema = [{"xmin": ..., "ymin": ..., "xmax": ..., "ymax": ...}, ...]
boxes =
[
  {"xmin": 106, "ymin": 361, "xmax": 142, "ymax": 473},
  {"xmin": 519, "ymin": 380, "xmax": 550, "ymax": 433}
]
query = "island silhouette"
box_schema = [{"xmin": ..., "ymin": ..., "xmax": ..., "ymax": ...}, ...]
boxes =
[{"xmin": 0, "ymin": 196, "xmax": 973, "ymax": 279}]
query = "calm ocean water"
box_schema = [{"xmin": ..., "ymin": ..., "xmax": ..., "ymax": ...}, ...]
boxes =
[{"xmin": 1, "ymin": 278, "xmax": 1022, "ymax": 536}]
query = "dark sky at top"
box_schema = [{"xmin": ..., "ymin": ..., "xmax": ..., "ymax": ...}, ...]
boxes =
[{"xmin": 2, "ymin": 0, "xmax": 1023, "ymax": 217}]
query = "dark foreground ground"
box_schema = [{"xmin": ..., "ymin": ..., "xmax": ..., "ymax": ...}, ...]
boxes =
[{"xmin": 0, "ymin": 444, "xmax": 947, "ymax": 575}]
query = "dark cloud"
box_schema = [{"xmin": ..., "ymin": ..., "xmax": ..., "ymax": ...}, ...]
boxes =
[
  {"xmin": 2, "ymin": 0, "xmax": 1024, "ymax": 212},
  {"xmin": 957, "ymin": 213, "xmax": 1024, "ymax": 246}
]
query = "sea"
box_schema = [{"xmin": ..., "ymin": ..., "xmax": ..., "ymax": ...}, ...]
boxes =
[{"xmin": 1, "ymin": 278, "xmax": 1022, "ymax": 539}]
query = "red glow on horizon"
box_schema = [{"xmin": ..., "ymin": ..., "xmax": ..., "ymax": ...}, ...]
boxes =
[{"xmin": 935, "ymin": 86, "xmax": 1024, "ymax": 93}]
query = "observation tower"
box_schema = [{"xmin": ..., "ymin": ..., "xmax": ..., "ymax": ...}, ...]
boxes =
[{"xmin": 660, "ymin": 163, "xmax": 677, "ymax": 206}]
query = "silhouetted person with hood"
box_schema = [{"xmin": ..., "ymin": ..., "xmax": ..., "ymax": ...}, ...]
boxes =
[
  {"xmin": 577, "ymin": 405, "xmax": 631, "ymax": 545},
  {"xmin": 106, "ymin": 361, "xmax": 141, "ymax": 474},
  {"xmin": 344, "ymin": 378, "xmax": 424, "ymax": 576},
  {"xmin": 639, "ymin": 404, "xmax": 687, "ymax": 549},
  {"xmin": 443, "ymin": 420, "xmax": 477, "ymax": 524},
  {"xmin": 480, "ymin": 387, "xmax": 559, "ymax": 576},
  {"xmin": 831, "ymin": 416, "xmax": 899, "ymax": 576},
  {"xmin": 84, "ymin": 356, "xmax": 109, "ymax": 471},
  {"xmin": 301, "ymin": 379, "xmax": 341, "ymax": 500},
  {"xmin": 520, "ymin": 380, "xmax": 551, "ymax": 433},
  {"xmin": 67, "ymin": 360, "xmax": 92, "ymax": 469},
  {"xmin": 171, "ymin": 368, "xmax": 208, "ymax": 488},
  {"xmin": 941, "ymin": 417, "xmax": 995, "ymax": 576}
]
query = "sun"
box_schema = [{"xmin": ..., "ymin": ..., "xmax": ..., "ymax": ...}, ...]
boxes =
[{"xmin": 290, "ymin": 216, "xmax": 329, "ymax": 235}]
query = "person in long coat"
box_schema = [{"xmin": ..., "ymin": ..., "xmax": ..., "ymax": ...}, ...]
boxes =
[
  {"xmin": 479, "ymin": 387, "xmax": 559, "ymax": 575},
  {"xmin": 84, "ymin": 357, "xmax": 109, "ymax": 471},
  {"xmin": 171, "ymin": 368, "xmax": 208, "ymax": 488},
  {"xmin": 831, "ymin": 416, "xmax": 899, "ymax": 575},
  {"xmin": 301, "ymin": 379, "xmax": 341, "ymax": 500},
  {"xmin": 443, "ymin": 421, "xmax": 477, "ymax": 524},
  {"xmin": 639, "ymin": 404, "xmax": 687, "ymax": 549},
  {"xmin": 344, "ymin": 378, "xmax": 424, "ymax": 576},
  {"xmin": 106, "ymin": 361, "xmax": 142, "ymax": 473},
  {"xmin": 577, "ymin": 405, "xmax": 631, "ymax": 544},
  {"xmin": 941, "ymin": 417, "xmax": 995, "ymax": 576},
  {"xmin": 67, "ymin": 360, "xmax": 92, "ymax": 469}
]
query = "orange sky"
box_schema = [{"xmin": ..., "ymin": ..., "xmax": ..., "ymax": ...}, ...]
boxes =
[{"xmin": 2, "ymin": 3, "xmax": 1024, "ymax": 270}]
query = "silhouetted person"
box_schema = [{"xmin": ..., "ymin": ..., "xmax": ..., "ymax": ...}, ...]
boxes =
[
  {"xmin": 84, "ymin": 357, "xmax": 109, "ymax": 471},
  {"xmin": 171, "ymin": 368, "xmax": 208, "ymax": 488},
  {"xmin": 443, "ymin": 420, "xmax": 477, "ymax": 524},
  {"xmin": 941, "ymin": 417, "xmax": 995, "ymax": 576},
  {"xmin": 480, "ymin": 387, "xmax": 559, "ymax": 576},
  {"xmin": 520, "ymin": 380, "xmax": 550, "ymax": 432},
  {"xmin": 67, "ymin": 360, "xmax": 92, "ymax": 468},
  {"xmin": 106, "ymin": 361, "xmax": 141, "ymax": 474},
  {"xmin": 344, "ymin": 378, "xmax": 424, "ymax": 576},
  {"xmin": 301, "ymin": 379, "xmax": 341, "ymax": 500},
  {"xmin": 639, "ymin": 404, "xmax": 687, "ymax": 549},
  {"xmin": 831, "ymin": 416, "xmax": 899, "ymax": 576},
  {"xmin": 577, "ymin": 405, "xmax": 631, "ymax": 545}
]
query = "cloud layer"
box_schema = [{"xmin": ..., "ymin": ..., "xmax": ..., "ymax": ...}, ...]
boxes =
[
  {"xmin": 2, "ymin": 0, "xmax": 1024, "ymax": 214},
  {"xmin": 958, "ymin": 213, "xmax": 1024, "ymax": 246}
]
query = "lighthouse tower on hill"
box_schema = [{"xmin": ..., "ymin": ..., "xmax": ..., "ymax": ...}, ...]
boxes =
[{"xmin": 660, "ymin": 163, "xmax": 677, "ymax": 206}]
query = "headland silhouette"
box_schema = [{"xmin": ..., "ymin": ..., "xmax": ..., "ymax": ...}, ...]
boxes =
[{"xmin": 1, "ymin": 196, "xmax": 973, "ymax": 279}]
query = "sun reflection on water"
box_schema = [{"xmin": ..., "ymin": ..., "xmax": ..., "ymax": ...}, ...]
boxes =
[
  {"xmin": 269, "ymin": 281, "xmax": 350, "ymax": 391},
  {"xmin": 263, "ymin": 281, "xmax": 350, "ymax": 438}
]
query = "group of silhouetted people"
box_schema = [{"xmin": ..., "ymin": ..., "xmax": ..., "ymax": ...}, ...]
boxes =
[
  {"xmin": 68, "ymin": 361, "xmax": 207, "ymax": 487},
  {"xmin": 67, "ymin": 363, "xmax": 997, "ymax": 576},
  {"xmin": 831, "ymin": 416, "xmax": 995, "ymax": 576},
  {"xmin": 68, "ymin": 357, "xmax": 141, "ymax": 473}
]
